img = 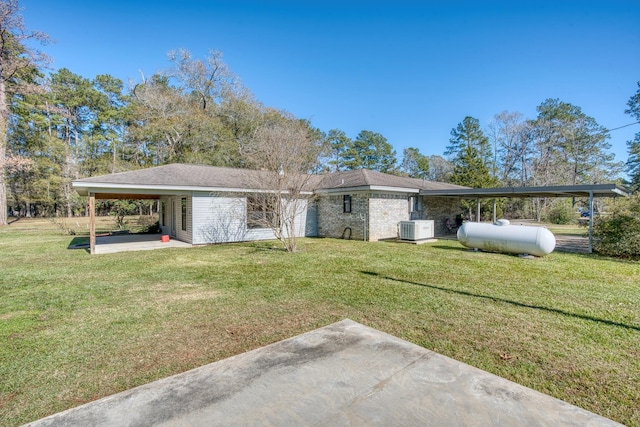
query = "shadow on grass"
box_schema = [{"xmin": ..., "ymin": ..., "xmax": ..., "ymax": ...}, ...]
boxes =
[
  {"xmin": 572, "ymin": 252, "xmax": 640, "ymax": 264},
  {"xmin": 360, "ymin": 270, "xmax": 640, "ymax": 332},
  {"xmin": 429, "ymin": 244, "xmax": 469, "ymax": 252},
  {"xmin": 249, "ymin": 242, "xmax": 287, "ymax": 252},
  {"xmin": 67, "ymin": 236, "xmax": 89, "ymax": 250}
]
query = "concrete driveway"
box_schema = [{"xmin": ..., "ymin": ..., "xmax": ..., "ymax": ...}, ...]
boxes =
[{"xmin": 25, "ymin": 319, "xmax": 621, "ymax": 427}]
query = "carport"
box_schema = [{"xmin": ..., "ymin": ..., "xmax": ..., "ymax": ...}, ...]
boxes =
[
  {"xmin": 420, "ymin": 183, "xmax": 629, "ymax": 253},
  {"xmin": 86, "ymin": 192, "xmax": 162, "ymax": 254},
  {"xmin": 70, "ymin": 183, "xmax": 171, "ymax": 255}
]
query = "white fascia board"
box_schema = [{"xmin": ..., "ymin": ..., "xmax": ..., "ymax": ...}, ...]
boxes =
[
  {"xmin": 370, "ymin": 186, "xmax": 420, "ymax": 193},
  {"xmin": 315, "ymin": 186, "xmax": 419, "ymax": 194},
  {"xmin": 72, "ymin": 182, "xmax": 244, "ymax": 194},
  {"xmin": 72, "ymin": 182, "xmax": 314, "ymax": 196},
  {"xmin": 314, "ymin": 186, "xmax": 369, "ymax": 194}
]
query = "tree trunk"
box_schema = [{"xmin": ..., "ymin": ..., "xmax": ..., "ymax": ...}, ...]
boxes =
[
  {"xmin": 0, "ymin": 165, "xmax": 6, "ymax": 226},
  {"xmin": 64, "ymin": 125, "xmax": 73, "ymax": 217},
  {"xmin": 0, "ymin": 78, "xmax": 8, "ymax": 226},
  {"xmin": 74, "ymin": 127, "xmax": 79, "ymax": 179}
]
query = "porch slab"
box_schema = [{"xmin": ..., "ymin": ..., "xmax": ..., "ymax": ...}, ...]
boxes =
[
  {"xmin": 25, "ymin": 319, "xmax": 621, "ymax": 427},
  {"xmin": 397, "ymin": 238, "xmax": 438, "ymax": 245},
  {"xmin": 94, "ymin": 233, "xmax": 191, "ymax": 254}
]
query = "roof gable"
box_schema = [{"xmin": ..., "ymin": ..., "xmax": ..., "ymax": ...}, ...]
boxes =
[{"xmin": 315, "ymin": 169, "xmax": 465, "ymax": 191}]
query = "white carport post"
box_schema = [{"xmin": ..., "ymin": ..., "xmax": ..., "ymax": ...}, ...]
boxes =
[
  {"xmin": 492, "ymin": 199, "xmax": 497, "ymax": 223},
  {"xmin": 588, "ymin": 190, "xmax": 594, "ymax": 253},
  {"xmin": 476, "ymin": 199, "xmax": 481, "ymax": 222}
]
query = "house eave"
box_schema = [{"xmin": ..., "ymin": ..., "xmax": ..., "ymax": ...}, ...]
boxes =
[
  {"xmin": 72, "ymin": 182, "xmax": 314, "ymax": 197},
  {"xmin": 315, "ymin": 185, "xmax": 420, "ymax": 194},
  {"xmin": 419, "ymin": 183, "xmax": 629, "ymax": 198}
]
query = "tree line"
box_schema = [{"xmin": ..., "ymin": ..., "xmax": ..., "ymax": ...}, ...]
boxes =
[{"xmin": 1, "ymin": 0, "xmax": 638, "ymax": 225}]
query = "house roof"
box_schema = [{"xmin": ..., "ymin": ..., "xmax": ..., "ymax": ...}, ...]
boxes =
[
  {"xmin": 314, "ymin": 169, "xmax": 466, "ymax": 192},
  {"xmin": 74, "ymin": 164, "xmax": 274, "ymax": 189},
  {"xmin": 72, "ymin": 164, "xmax": 626, "ymax": 200},
  {"xmin": 72, "ymin": 164, "xmax": 465, "ymax": 196}
]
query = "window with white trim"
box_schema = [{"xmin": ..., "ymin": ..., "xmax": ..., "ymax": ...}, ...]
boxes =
[{"xmin": 343, "ymin": 195, "xmax": 352, "ymax": 213}]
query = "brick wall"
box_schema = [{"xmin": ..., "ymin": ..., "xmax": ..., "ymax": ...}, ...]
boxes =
[
  {"xmin": 318, "ymin": 192, "xmax": 413, "ymax": 241},
  {"xmin": 368, "ymin": 194, "xmax": 411, "ymax": 241},
  {"xmin": 317, "ymin": 193, "xmax": 463, "ymax": 241},
  {"xmin": 317, "ymin": 193, "xmax": 369, "ymax": 240},
  {"xmin": 421, "ymin": 196, "xmax": 464, "ymax": 235}
]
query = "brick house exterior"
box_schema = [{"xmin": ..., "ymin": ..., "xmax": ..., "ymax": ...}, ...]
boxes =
[
  {"xmin": 73, "ymin": 164, "xmax": 465, "ymax": 245},
  {"xmin": 314, "ymin": 169, "xmax": 463, "ymax": 241}
]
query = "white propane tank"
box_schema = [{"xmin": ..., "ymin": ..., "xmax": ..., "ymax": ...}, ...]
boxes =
[{"xmin": 456, "ymin": 219, "xmax": 556, "ymax": 257}]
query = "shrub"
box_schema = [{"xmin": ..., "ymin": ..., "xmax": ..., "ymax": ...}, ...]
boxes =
[
  {"xmin": 50, "ymin": 216, "xmax": 77, "ymax": 235},
  {"xmin": 110, "ymin": 200, "xmax": 137, "ymax": 230},
  {"xmin": 593, "ymin": 195, "xmax": 640, "ymax": 258},
  {"xmin": 141, "ymin": 220, "xmax": 161, "ymax": 234},
  {"xmin": 545, "ymin": 200, "xmax": 576, "ymax": 224}
]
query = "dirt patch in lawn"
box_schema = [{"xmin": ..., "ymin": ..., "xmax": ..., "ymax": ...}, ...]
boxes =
[{"xmin": 153, "ymin": 289, "xmax": 223, "ymax": 304}]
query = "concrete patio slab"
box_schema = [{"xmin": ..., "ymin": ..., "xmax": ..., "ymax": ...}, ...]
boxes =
[
  {"xmin": 25, "ymin": 319, "xmax": 622, "ymax": 427},
  {"xmin": 94, "ymin": 234, "xmax": 191, "ymax": 254}
]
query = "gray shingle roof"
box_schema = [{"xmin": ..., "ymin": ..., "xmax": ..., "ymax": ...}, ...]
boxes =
[
  {"xmin": 314, "ymin": 169, "xmax": 466, "ymax": 191},
  {"xmin": 73, "ymin": 163, "xmax": 466, "ymax": 193},
  {"xmin": 74, "ymin": 164, "xmax": 272, "ymax": 189}
]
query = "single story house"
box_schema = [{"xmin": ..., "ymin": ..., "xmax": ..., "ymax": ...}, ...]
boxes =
[{"xmin": 72, "ymin": 164, "xmax": 466, "ymax": 253}]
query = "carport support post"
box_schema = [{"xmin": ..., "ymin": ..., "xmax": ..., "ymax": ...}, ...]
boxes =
[
  {"xmin": 89, "ymin": 193, "xmax": 96, "ymax": 255},
  {"xmin": 588, "ymin": 190, "xmax": 593, "ymax": 253},
  {"xmin": 476, "ymin": 199, "xmax": 481, "ymax": 222},
  {"xmin": 492, "ymin": 199, "xmax": 497, "ymax": 223}
]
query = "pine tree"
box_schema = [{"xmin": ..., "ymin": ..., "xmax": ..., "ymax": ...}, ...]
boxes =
[
  {"xmin": 0, "ymin": 0, "xmax": 49, "ymax": 224},
  {"xmin": 343, "ymin": 130, "xmax": 397, "ymax": 172},
  {"xmin": 446, "ymin": 117, "xmax": 498, "ymax": 188},
  {"xmin": 401, "ymin": 147, "xmax": 430, "ymax": 179},
  {"xmin": 625, "ymin": 82, "xmax": 640, "ymax": 191}
]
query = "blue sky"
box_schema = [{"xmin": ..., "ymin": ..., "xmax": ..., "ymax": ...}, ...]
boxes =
[{"xmin": 20, "ymin": 0, "xmax": 640, "ymax": 172}]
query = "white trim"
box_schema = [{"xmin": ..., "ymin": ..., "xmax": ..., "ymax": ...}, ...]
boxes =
[
  {"xmin": 315, "ymin": 186, "xmax": 420, "ymax": 194},
  {"xmin": 420, "ymin": 183, "xmax": 628, "ymax": 198},
  {"xmin": 72, "ymin": 182, "xmax": 314, "ymax": 196},
  {"xmin": 370, "ymin": 186, "xmax": 420, "ymax": 193}
]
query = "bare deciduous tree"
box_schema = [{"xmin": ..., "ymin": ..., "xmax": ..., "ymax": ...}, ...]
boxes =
[
  {"xmin": 243, "ymin": 110, "xmax": 322, "ymax": 252},
  {"xmin": 131, "ymin": 74, "xmax": 194, "ymax": 164},
  {"xmin": 130, "ymin": 50, "xmax": 254, "ymax": 166},
  {"xmin": 487, "ymin": 111, "xmax": 532, "ymax": 186},
  {"xmin": 167, "ymin": 48, "xmax": 243, "ymax": 110},
  {"xmin": 424, "ymin": 155, "xmax": 453, "ymax": 182}
]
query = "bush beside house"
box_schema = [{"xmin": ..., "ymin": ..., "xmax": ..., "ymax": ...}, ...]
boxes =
[{"xmin": 593, "ymin": 194, "xmax": 640, "ymax": 258}]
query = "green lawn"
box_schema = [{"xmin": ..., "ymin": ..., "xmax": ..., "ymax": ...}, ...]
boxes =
[{"xmin": 1, "ymin": 218, "xmax": 639, "ymax": 426}]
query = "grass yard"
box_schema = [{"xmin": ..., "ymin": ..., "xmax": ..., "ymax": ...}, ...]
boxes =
[{"xmin": 1, "ymin": 218, "xmax": 639, "ymax": 426}]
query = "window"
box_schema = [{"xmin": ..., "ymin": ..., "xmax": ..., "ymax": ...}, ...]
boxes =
[
  {"xmin": 343, "ymin": 195, "xmax": 352, "ymax": 213},
  {"xmin": 409, "ymin": 196, "xmax": 423, "ymax": 212},
  {"xmin": 161, "ymin": 202, "xmax": 166, "ymax": 226},
  {"xmin": 247, "ymin": 195, "xmax": 277, "ymax": 229},
  {"xmin": 181, "ymin": 198, "xmax": 187, "ymax": 231}
]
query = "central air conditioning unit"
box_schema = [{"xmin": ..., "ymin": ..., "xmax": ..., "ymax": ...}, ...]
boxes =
[{"xmin": 399, "ymin": 220, "xmax": 434, "ymax": 241}]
